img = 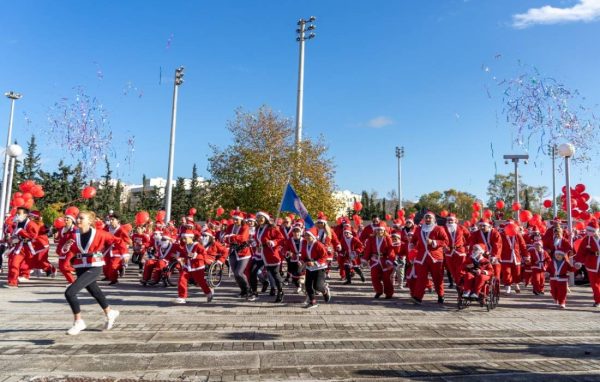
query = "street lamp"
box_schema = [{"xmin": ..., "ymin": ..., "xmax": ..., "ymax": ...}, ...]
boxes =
[
  {"xmin": 548, "ymin": 144, "xmax": 557, "ymax": 218},
  {"xmin": 0, "ymin": 91, "xmax": 22, "ymax": 241},
  {"xmin": 4, "ymin": 144, "xmax": 22, "ymax": 214},
  {"xmin": 557, "ymin": 142, "xmax": 575, "ymax": 247},
  {"xmin": 294, "ymin": 16, "xmax": 316, "ymax": 151},
  {"xmin": 395, "ymin": 146, "xmax": 404, "ymax": 209},
  {"xmin": 503, "ymin": 154, "xmax": 529, "ymax": 219},
  {"xmin": 164, "ymin": 67, "xmax": 184, "ymax": 223}
]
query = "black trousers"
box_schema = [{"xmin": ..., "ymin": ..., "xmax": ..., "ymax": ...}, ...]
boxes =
[
  {"xmin": 65, "ymin": 267, "xmax": 109, "ymax": 315},
  {"xmin": 288, "ymin": 261, "xmax": 301, "ymax": 287},
  {"xmin": 228, "ymin": 253, "xmax": 250, "ymax": 294},
  {"xmin": 250, "ymin": 259, "xmax": 283, "ymax": 293},
  {"xmin": 306, "ymin": 269, "xmax": 327, "ymax": 301}
]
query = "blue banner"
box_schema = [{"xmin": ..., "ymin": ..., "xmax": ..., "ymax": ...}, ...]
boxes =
[{"xmin": 280, "ymin": 183, "xmax": 315, "ymax": 228}]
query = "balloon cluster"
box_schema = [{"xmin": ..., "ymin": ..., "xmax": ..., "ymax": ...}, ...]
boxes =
[
  {"xmin": 560, "ymin": 183, "xmax": 592, "ymax": 219},
  {"xmin": 11, "ymin": 180, "xmax": 45, "ymax": 209}
]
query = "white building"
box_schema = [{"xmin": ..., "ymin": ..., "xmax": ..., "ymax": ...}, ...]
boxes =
[{"xmin": 331, "ymin": 190, "xmax": 361, "ymax": 218}]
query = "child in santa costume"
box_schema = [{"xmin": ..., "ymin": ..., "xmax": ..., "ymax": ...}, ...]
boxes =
[
  {"xmin": 27, "ymin": 210, "xmax": 56, "ymax": 278},
  {"xmin": 131, "ymin": 225, "xmax": 151, "ymax": 274},
  {"xmin": 338, "ymin": 226, "xmax": 365, "ymax": 284},
  {"xmin": 300, "ymin": 228, "xmax": 331, "ymax": 308},
  {"xmin": 56, "ymin": 207, "xmax": 79, "ymax": 284},
  {"xmin": 3, "ymin": 207, "xmax": 38, "ymax": 288},
  {"xmin": 461, "ymin": 244, "xmax": 493, "ymax": 300},
  {"xmin": 500, "ymin": 228, "xmax": 527, "ymax": 294},
  {"xmin": 547, "ymin": 250, "xmax": 580, "ymax": 309},
  {"xmin": 174, "ymin": 228, "xmax": 213, "ymax": 304},
  {"xmin": 528, "ymin": 240, "xmax": 551, "ymax": 295},
  {"xmin": 283, "ymin": 223, "xmax": 306, "ymax": 293},
  {"xmin": 141, "ymin": 233, "xmax": 178, "ymax": 286},
  {"xmin": 103, "ymin": 213, "xmax": 132, "ymax": 285},
  {"xmin": 363, "ymin": 223, "xmax": 395, "ymax": 299}
]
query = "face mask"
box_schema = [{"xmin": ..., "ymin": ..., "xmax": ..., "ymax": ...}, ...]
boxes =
[
  {"xmin": 447, "ymin": 223, "xmax": 457, "ymax": 232},
  {"xmin": 201, "ymin": 237, "xmax": 210, "ymax": 247},
  {"xmin": 15, "ymin": 215, "xmax": 26, "ymax": 223},
  {"xmin": 160, "ymin": 241, "xmax": 170, "ymax": 249}
]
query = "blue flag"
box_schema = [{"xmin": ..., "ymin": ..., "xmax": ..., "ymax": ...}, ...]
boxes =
[{"xmin": 280, "ymin": 183, "xmax": 314, "ymax": 228}]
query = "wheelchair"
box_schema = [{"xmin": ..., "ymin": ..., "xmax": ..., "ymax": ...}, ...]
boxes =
[
  {"xmin": 457, "ymin": 275, "xmax": 500, "ymax": 311},
  {"xmin": 207, "ymin": 259, "xmax": 229, "ymax": 288}
]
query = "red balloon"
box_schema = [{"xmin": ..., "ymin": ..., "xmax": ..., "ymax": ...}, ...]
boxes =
[
  {"xmin": 580, "ymin": 212, "xmax": 591, "ymax": 220},
  {"xmin": 543, "ymin": 199, "xmax": 552, "ymax": 208},
  {"xmin": 483, "ymin": 209, "xmax": 493, "ymax": 219},
  {"xmin": 495, "ymin": 200, "xmax": 505, "ymax": 210},
  {"xmin": 531, "ymin": 214, "xmax": 542, "ymax": 223},
  {"xmin": 32, "ymin": 185, "xmax": 45, "ymax": 198},
  {"xmin": 352, "ymin": 214, "xmax": 362, "ymax": 226},
  {"xmin": 23, "ymin": 199, "xmax": 34, "ymax": 209},
  {"xmin": 472, "ymin": 202, "xmax": 481, "ymax": 212},
  {"xmin": 440, "ymin": 210, "xmax": 449, "ymax": 218},
  {"xmin": 504, "ymin": 223, "xmax": 517, "ymax": 237},
  {"xmin": 595, "ymin": 212, "xmax": 600, "ymax": 219},
  {"xmin": 53, "ymin": 217, "xmax": 66, "ymax": 230},
  {"xmin": 561, "ymin": 186, "xmax": 567, "ymax": 194},
  {"xmin": 575, "ymin": 221, "xmax": 586, "ymax": 231},
  {"xmin": 156, "ymin": 210, "xmax": 166, "ymax": 223},
  {"xmin": 189, "ymin": 208, "xmax": 197, "ymax": 216},
  {"xmin": 571, "ymin": 210, "xmax": 580, "ymax": 218},
  {"xmin": 575, "ymin": 184, "xmax": 586, "ymax": 193},
  {"xmin": 82, "ymin": 186, "xmax": 97, "ymax": 199},
  {"xmin": 353, "ymin": 201, "xmax": 363, "ymax": 212},
  {"xmin": 13, "ymin": 192, "xmax": 22, "ymax": 199},
  {"xmin": 385, "ymin": 214, "xmax": 391, "ymax": 221},
  {"xmin": 512, "ymin": 202, "xmax": 521, "ymax": 211},
  {"xmin": 216, "ymin": 207, "xmax": 225, "ymax": 217},
  {"xmin": 581, "ymin": 193, "xmax": 591, "ymax": 202},
  {"xmin": 471, "ymin": 211, "xmax": 479, "ymax": 219},
  {"xmin": 397, "ymin": 210, "xmax": 405, "ymax": 218},
  {"xmin": 580, "ymin": 202, "xmax": 590, "ymax": 211},
  {"xmin": 135, "ymin": 211, "xmax": 150, "ymax": 226},
  {"xmin": 19, "ymin": 180, "xmax": 35, "ymax": 193},
  {"xmin": 519, "ymin": 210, "xmax": 533, "ymax": 223},
  {"xmin": 12, "ymin": 197, "xmax": 25, "ymax": 207},
  {"xmin": 22, "ymin": 192, "xmax": 33, "ymax": 200}
]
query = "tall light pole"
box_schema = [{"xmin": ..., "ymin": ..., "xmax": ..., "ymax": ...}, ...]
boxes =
[
  {"xmin": 294, "ymin": 16, "xmax": 316, "ymax": 151},
  {"xmin": 395, "ymin": 146, "xmax": 404, "ymax": 209},
  {"xmin": 0, "ymin": 91, "xmax": 22, "ymax": 240},
  {"xmin": 164, "ymin": 67, "xmax": 184, "ymax": 223},
  {"xmin": 503, "ymin": 154, "xmax": 529, "ymax": 219},
  {"xmin": 548, "ymin": 144, "xmax": 557, "ymax": 218},
  {"xmin": 558, "ymin": 143, "xmax": 575, "ymax": 247}
]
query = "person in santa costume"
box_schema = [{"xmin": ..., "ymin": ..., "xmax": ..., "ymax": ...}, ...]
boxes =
[
  {"xmin": 359, "ymin": 215, "xmax": 382, "ymax": 244},
  {"xmin": 500, "ymin": 225, "xmax": 527, "ymax": 294},
  {"xmin": 362, "ymin": 223, "xmax": 395, "ymax": 298},
  {"xmin": 102, "ymin": 213, "xmax": 132, "ymax": 285},
  {"xmin": 248, "ymin": 212, "xmax": 285, "ymax": 302},
  {"xmin": 575, "ymin": 220, "xmax": 600, "ymax": 307},
  {"xmin": 55, "ymin": 207, "xmax": 79, "ymax": 285},
  {"xmin": 409, "ymin": 212, "xmax": 449, "ymax": 304},
  {"xmin": 338, "ymin": 225, "xmax": 365, "ymax": 284},
  {"xmin": 314, "ymin": 213, "xmax": 341, "ymax": 280},
  {"xmin": 542, "ymin": 219, "xmax": 571, "ymax": 249},
  {"xmin": 469, "ymin": 219, "xmax": 502, "ymax": 279},
  {"xmin": 62, "ymin": 211, "xmax": 120, "ymax": 335},
  {"xmin": 521, "ymin": 229, "xmax": 542, "ymax": 287},
  {"xmin": 3, "ymin": 207, "xmax": 39, "ymax": 288},
  {"xmin": 443, "ymin": 214, "xmax": 467, "ymax": 289},
  {"xmin": 131, "ymin": 225, "xmax": 151, "ymax": 275},
  {"xmin": 528, "ymin": 240, "xmax": 551, "ymax": 295},
  {"xmin": 28, "ymin": 211, "xmax": 56, "ymax": 277},
  {"xmin": 201, "ymin": 227, "xmax": 228, "ymax": 267},
  {"xmin": 300, "ymin": 227, "xmax": 331, "ymax": 308},
  {"xmin": 174, "ymin": 228, "xmax": 213, "ymax": 304},
  {"xmin": 222, "ymin": 212, "xmax": 252, "ymax": 297},
  {"xmin": 461, "ymin": 244, "xmax": 493, "ymax": 299},
  {"xmin": 547, "ymin": 250, "xmax": 580, "ymax": 308},
  {"xmin": 283, "ymin": 223, "xmax": 305, "ymax": 293},
  {"xmin": 141, "ymin": 233, "xmax": 178, "ymax": 286}
]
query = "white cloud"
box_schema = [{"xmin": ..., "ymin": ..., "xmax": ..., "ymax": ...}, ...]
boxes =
[
  {"xmin": 513, "ymin": 0, "xmax": 600, "ymax": 28},
  {"xmin": 366, "ymin": 116, "xmax": 394, "ymax": 129}
]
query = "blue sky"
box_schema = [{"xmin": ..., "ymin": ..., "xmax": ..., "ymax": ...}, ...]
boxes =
[{"xmin": 1, "ymin": 0, "xmax": 600, "ymax": 202}]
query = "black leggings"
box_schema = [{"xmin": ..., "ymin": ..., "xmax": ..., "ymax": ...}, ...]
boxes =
[
  {"xmin": 65, "ymin": 267, "xmax": 109, "ymax": 315},
  {"xmin": 249, "ymin": 260, "xmax": 283, "ymax": 293},
  {"xmin": 306, "ymin": 269, "xmax": 327, "ymax": 301}
]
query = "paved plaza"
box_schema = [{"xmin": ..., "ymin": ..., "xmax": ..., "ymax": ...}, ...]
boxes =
[{"xmin": 1, "ymin": 256, "xmax": 600, "ymax": 382}]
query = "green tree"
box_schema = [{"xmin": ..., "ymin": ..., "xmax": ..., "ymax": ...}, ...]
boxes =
[
  {"xmin": 486, "ymin": 173, "xmax": 548, "ymax": 213},
  {"xmin": 20, "ymin": 135, "xmax": 41, "ymax": 181},
  {"xmin": 412, "ymin": 189, "xmax": 477, "ymax": 221},
  {"xmin": 208, "ymin": 106, "xmax": 338, "ymax": 217},
  {"xmin": 171, "ymin": 177, "xmax": 187, "ymax": 221}
]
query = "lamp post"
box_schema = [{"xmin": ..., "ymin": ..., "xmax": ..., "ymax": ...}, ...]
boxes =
[
  {"xmin": 503, "ymin": 154, "xmax": 529, "ymax": 219},
  {"xmin": 0, "ymin": 91, "xmax": 22, "ymax": 241},
  {"xmin": 164, "ymin": 67, "xmax": 184, "ymax": 223},
  {"xmin": 557, "ymin": 143, "xmax": 575, "ymax": 247},
  {"xmin": 395, "ymin": 146, "xmax": 404, "ymax": 209},
  {"xmin": 548, "ymin": 144, "xmax": 557, "ymax": 218},
  {"xmin": 0, "ymin": 144, "xmax": 23, "ymax": 240},
  {"xmin": 294, "ymin": 16, "xmax": 316, "ymax": 151}
]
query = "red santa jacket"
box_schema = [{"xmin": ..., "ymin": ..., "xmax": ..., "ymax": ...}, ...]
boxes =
[
  {"xmin": 410, "ymin": 226, "xmax": 449, "ymax": 264},
  {"xmin": 29, "ymin": 224, "xmax": 50, "ymax": 256},
  {"xmin": 223, "ymin": 224, "xmax": 251, "ymax": 259},
  {"xmin": 444, "ymin": 226, "xmax": 467, "ymax": 257},
  {"xmin": 132, "ymin": 233, "xmax": 151, "ymax": 254},
  {"xmin": 542, "ymin": 227, "xmax": 571, "ymax": 249},
  {"xmin": 528, "ymin": 247, "xmax": 551, "ymax": 271},
  {"xmin": 155, "ymin": 241, "xmax": 179, "ymax": 261},
  {"xmin": 56, "ymin": 225, "xmax": 77, "ymax": 260},
  {"xmin": 278, "ymin": 225, "xmax": 294, "ymax": 240},
  {"xmin": 546, "ymin": 258, "xmax": 576, "ymax": 282},
  {"xmin": 544, "ymin": 236, "xmax": 573, "ymax": 257},
  {"xmin": 106, "ymin": 224, "xmax": 132, "ymax": 257},
  {"xmin": 462, "ymin": 253, "xmax": 493, "ymax": 277},
  {"xmin": 284, "ymin": 237, "xmax": 304, "ymax": 262},
  {"xmin": 363, "ymin": 235, "xmax": 396, "ymax": 270},
  {"xmin": 359, "ymin": 224, "xmax": 377, "ymax": 244},
  {"xmin": 339, "ymin": 235, "xmax": 364, "ymax": 260},
  {"xmin": 10, "ymin": 218, "xmax": 39, "ymax": 256},
  {"xmin": 469, "ymin": 229, "xmax": 502, "ymax": 259},
  {"xmin": 254, "ymin": 224, "xmax": 285, "ymax": 266},
  {"xmin": 316, "ymin": 228, "xmax": 341, "ymax": 258},
  {"xmin": 299, "ymin": 240, "xmax": 328, "ymax": 271},
  {"xmin": 575, "ymin": 235, "xmax": 600, "ymax": 273},
  {"xmin": 500, "ymin": 233, "xmax": 527, "ymax": 265},
  {"xmin": 204, "ymin": 241, "xmax": 228, "ymax": 264},
  {"xmin": 178, "ymin": 242, "xmax": 207, "ymax": 271},
  {"xmin": 66, "ymin": 228, "xmax": 120, "ymax": 268}
]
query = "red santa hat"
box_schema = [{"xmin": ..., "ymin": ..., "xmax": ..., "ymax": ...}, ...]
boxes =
[
  {"xmin": 587, "ymin": 220, "xmax": 599, "ymax": 232},
  {"xmin": 316, "ymin": 212, "xmax": 328, "ymax": 224},
  {"xmin": 181, "ymin": 228, "xmax": 195, "ymax": 238},
  {"xmin": 446, "ymin": 213, "xmax": 458, "ymax": 222},
  {"xmin": 554, "ymin": 249, "xmax": 566, "ymax": 256},
  {"xmin": 29, "ymin": 210, "xmax": 41, "ymax": 219},
  {"xmin": 64, "ymin": 206, "xmax": 80, "ymax": 222},
  {"xmin": 373, "ymin": 222, "xmax": 386, "ymax": 231},
  {"xmin": 303, "ymin": 227, "xmax": 318, "ymax": 239},
  {"xmin": 161, "ymin": 233, "xmax": 175, "ymax": 241},
  {"xmin": 231, "ymin": 211, "xmax": 245, "ymax": 221},
  {"xmin": 202, "ymin": 228, "xmax": 215, "ymax": 237},
  {"xmin": 292, "ymin": 224, "xmax": 304, "ymax": 232},
  {"xmin": 221, "ymin": 219, "xmax": 229, "ymax": 225},
  {"xmin": 245, "ymin": 214, "xmax": 256, "ymax": 223},
  {"xmin": 256, "ymin": 211, "xmax": 271, "ymax": 221},
  {"xmin": 477, "ymin": 218, "xmax": 492, "ymax": 227},
  {"xmin": 471, "ymin": 244, "xmax": 485, "ymax": 256},
  {"xmin": 391, "ymin": 231, "xmax": 402, "ymax": 239},
  {"xmin": 343, "ymin": 226, "xmax": 354, "ymax": 234}
]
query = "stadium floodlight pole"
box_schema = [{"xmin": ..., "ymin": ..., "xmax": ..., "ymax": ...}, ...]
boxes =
[
  {"xmin": 503, "ymin": 154, "xmax": 529, "ymax": 220},
  {"xmin": 0, "ymin": 92, "xmax": 22, "ymax": 241},
  {"xmin": 395, "ymin": 146, "xmax": 404, "ymax": 209},
  {"xmin": 548, "ymin": 144, "xmax": 557, "ymax": 218},
  {"xmin": 294, "ymin": 16, "xmax": 316, "ymax": 152},
  {"xmin": 164, "ymin": 67, "xmax": 184, "ymax": 223}
]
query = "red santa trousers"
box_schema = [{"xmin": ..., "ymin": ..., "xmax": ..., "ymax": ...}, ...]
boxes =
[
  {"xmin": 103, "ymin": 255, "xmax": 122, "ymax": 282},
  {"xmin": 142, "ymin": 259, "xmax": 167, "ymax": 283},
  {"xmin": 413, "ymin": 256, "xmax": 445, "ymax": 300},
  {"xmin": 550, "ymin": 280, "xmax": 568, "ymax": 305},
  {"xmin": 58, "ymin": 256, "xmax": 75, "ymax": 284},
  {"xmin": 28, "ymin": 249, "xmax": 54, "ymax": 273},
  {"xmin": 501, "ymin": 263, "xmax": 521, "ymax": 286},
  {"xmin": 462, "ymin": 272, "xmax": 490, "ymax": 295},
  {"xmin": 521, "ymin": 268, "xmax": 532, "ymax": 286},
  {"xmin": 178, "ymin": 269, "xmax": 211, "ymax": 298},
  {"xmin": 531, "ymin": 270, "xmax": 545, "ymax": 294},
  {"xmin": 448, "ymin": 255, "xmax": 466, "ymax": 285},
  {"xmin": 370, "ymin": 265, "xmax": 394, "ymax": 298},
  {"xmin": 7, "ymin": 253, "xmax": 32, "ymax": 286},
  {"xmin": 588, "ymin": 271, "xmax": 600, "ymax": 304}
]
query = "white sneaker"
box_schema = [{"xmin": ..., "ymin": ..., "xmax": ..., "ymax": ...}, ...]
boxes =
[
  {"xmin": 104, "ymin": 310, "xmax": 120, "ymax": 331},
  {"xmin": 514, "ymin": 284, "xmax": 521, "ymax": 293},
  {"xmin": 462, "ymin": 291, "xmax": 470, "ymax": 298},
  {"xmin": 18, "ymin": 277, "xmax": 31, "ymax": 283},
  {"xmin": 206, "ymin": 292, "xmax": 214, "ymax": 303},
  {"xmin": 469, "ymin": 292, "xmax": 479, "ymax": 299},
  {"xmin": 506, "ymin": 286, "xmax": 512, "ymax": 294},
  {"xmin": 2, "ymin": 284, "xmax": 17, "ymax": 289},
  {"xmin": 559, "ymin": 304, "xmax": 566, "ymax": 309},
  {"xmin": 67, "ymin": 320, "xmax": 86, "ymax": 335},
  {"xmin": 296, "ymin": 287, "xmax": 302, "ymax": 294},
  {"xmin": 174, "ymin": 298, "xmax": 186, "ymax": 304}
]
